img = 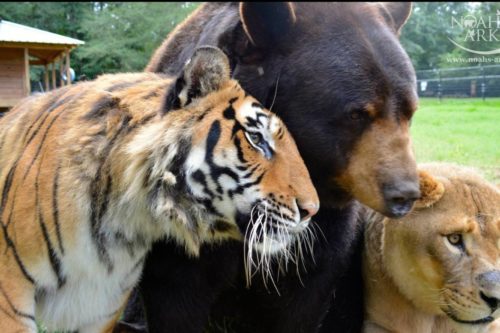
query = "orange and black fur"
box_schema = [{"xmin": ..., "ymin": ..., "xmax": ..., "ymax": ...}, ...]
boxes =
[{"xmin": 0, "ymin": 46, "xmax": 318, "ymax": 332}]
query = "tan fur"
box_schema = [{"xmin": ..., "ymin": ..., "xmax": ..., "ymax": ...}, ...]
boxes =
[
  {"xmin": 336, "ymin": 117, "xmax": 417, "ymax": 214},
  {"xmin": 0, "ymin": 53, "xmax": 317, "ymax": 331},
  {"xmin": 363, "ymin": 163, "xmax": 500, "ymax": 333}
]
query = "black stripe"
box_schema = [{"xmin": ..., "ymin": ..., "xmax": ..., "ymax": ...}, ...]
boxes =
[
  {"xmin": 23, "ymin": 93, "xmax": 72, "ymax": 147},
  {"xmin": 191, "ymin": 170, "xmax": 217, "ymax": 199},
  {"xmin": 162, "ymin": 76, "xmax": 185, "ymax": 113},
  {"xmin": 0, "ymin": 303, "xmax": 17, "ymax": 321},
  {"xmin": 231, "ymin": 120, "xmax": 245, "ymax": 139},
  {"xmin": 89, "ymin": 164, "xmax": 114, "ymax": 273},
  {"xmin": 213, "ymin": 219, "xmax": 233, "ymax": 232},
  {"xmin": 0, "ymin": 131, "xmax": 7, "ymax": 153},
  {"xmin": 35, "ymin": 159, "xmax": 66, "ymax": 288},
  {"xmin": 262, "ymin": 208, "xmax": 294, "ymax": 221},
  {"xmin": 83, "ymin": 94, "xmax": 119, "ymax": 120},
  {"xmin": 137, "ymin": 113, "xmax": 158, "ymax": 126},
  {"xmin": 233, "ymin": 136, "xmax": 247, "ymax": 164},
  {"xmin": 0, "ymin": 90, "xmax": 77, "ymax": 288},
  {"xmin": 0, "ymin": 161, "xmax": 35, "ymax": 284},
  {"xmin": 205, "ymin": 122, "xmax": 239, "ymax": 182},
  {"xmin": 36, "ymin": 203, "xmax": 66, "ymax": 288},
  {"xmin": 196, "ymin": 198, "xmax": 224, "ymax": 217},
  {"xmin": 22, "ymin": 110, "xmax": 65, "ymax": 180},
  {"xmin": 256, "ymin": 112, "xmax": 268, "ymax": 122},
  {"xmin": 142, "ymin": 89, "xmax": 161, "ymax": 100},
  {"xmin": 278, "ymin": 127, "xmax": 285, "ymax": 140},
  {"xmin": 4, "ymin": 177, "xmax": 18, "ymax": 229},
  {"xmin": 0, "ymin": 223, "xmax": 35, "ymax": 284},
  {"xmin": 52, "ymin": 164, "xmax": 64, "ymax": 254},
  {"xmin": 240, "ymin": 164, "xmax": 260, "ymax": 180},
  {"xmin": 1, "ymin": 162, "xmax": 18, "ymax": 211},
  {"xmin": 206, "ymin": 120, "xmax": 221, "ymax": 155},
  {"xmin": 245, "ymin": 116, "xmax": 259, "ymax": 128},
  {"xmin": 89, "ymin": 115, "xmax": 132, "ymax": 272},
  {"xmin": 251, "ymin": 102, "xmax": 263, "ymax": 109},
  {"xmin": 106, "ymin": 79, "xmax": 145, "ymax": 92},
  {"xmin": 126, "ymin": 255, "xmax": 146, "ymax": 281},
  {"xmin": 21, "ymin": 88, "xmax": 64, "ymax": 143},
  {"xmin": 0, "ymin": 282, "xmax": 35, "ymax": 321},
  {"xmin": 223, "ymin": 105, "xmax": 235, "ymax": 120},
  {"xmin": 229, "ymin": 171, "xmax": 265, "ymax": 197},
  {"xmin": 203, "ymin": 120, "xmax": 243, "ymax": 198},
  {"xmin": 241, "ymin": 171, "xmax": 265, "ymax": 188}
]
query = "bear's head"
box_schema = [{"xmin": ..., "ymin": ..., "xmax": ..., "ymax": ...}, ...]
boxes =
[{"xmin": 148, "ymin": 3, "xmax": 420, "ymax": 217}]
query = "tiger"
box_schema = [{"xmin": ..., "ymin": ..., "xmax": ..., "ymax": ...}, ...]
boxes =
[{"xmin": 0, "ymin": 46, "xmax": 319, "ymax": 333}]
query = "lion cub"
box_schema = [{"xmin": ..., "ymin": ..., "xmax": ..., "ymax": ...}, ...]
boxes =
[{"xmin": 363, "ymin": 163, "xmax": 500, "ymax": 333}]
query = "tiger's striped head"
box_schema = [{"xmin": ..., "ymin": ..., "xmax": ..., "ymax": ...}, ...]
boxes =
[{"xmin": 155, "ymin": 47, "xmax": 319, "ymax": 259}]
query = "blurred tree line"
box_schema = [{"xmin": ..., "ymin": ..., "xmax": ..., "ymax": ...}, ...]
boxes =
[
  {"xmin": 400, "ymin": 2, "xmax": 500, "ymax": 70},
  {"xmin": 0, "ymin": 2, "xmax": 498, "ymax": 82},
  {"xmin": 0, "ymin": 2, "xmax": 199, "ymax": 80}
]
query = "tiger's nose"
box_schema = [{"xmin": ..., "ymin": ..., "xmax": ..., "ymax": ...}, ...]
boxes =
[{"xmin": 298, "ymin": 202, "xmax": 319, "ymax": 222}]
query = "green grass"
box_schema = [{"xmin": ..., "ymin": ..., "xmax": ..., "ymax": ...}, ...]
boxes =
[{"xmin": 411, "ymin": 98, "xmax": 500, "ymax": 182}]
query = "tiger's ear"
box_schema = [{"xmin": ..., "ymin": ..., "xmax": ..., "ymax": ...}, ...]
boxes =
[
  {"xmin": 163, "ymin": 46, "xmax": 231, "ymax": 112},
  {"xmin": 414, "ymin": 170, "xmax": 445, "ymax": 209}
]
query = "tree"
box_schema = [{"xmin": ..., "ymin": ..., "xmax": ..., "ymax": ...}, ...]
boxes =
[
  {"xmin": 0, "ymin": 2, "xmax": 198, "ymax": 80},
  {"xmin": 400, "ymin": 2, "xmax": 474, "ymax": 70},
  {"xmin": 77, "ymin": 2, "xmax": 199, "ymax": 78}
]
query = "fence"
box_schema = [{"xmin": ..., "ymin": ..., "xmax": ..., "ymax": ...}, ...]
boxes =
[{"xmin": 416, "ymin": 65, "xmax": 500, "ymax": 99}]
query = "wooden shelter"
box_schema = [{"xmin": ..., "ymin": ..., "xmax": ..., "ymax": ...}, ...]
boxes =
[{"xmin": 0, "ymin": 19, "xmax": 84, "ymax": 109}]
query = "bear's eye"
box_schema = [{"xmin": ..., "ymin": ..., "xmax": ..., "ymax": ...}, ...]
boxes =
[
  {"xmin": 349, "ymin": 109, "xmax": 365, "ymax": 120},
  {"xmin": 447, "ymin": 233, "xmax": 463, "ymax": 247}
]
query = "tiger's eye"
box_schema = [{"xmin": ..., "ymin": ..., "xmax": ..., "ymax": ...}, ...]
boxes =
[
  {"xmin": 249, "ymin": 133, "xmax": 261, "ymax": 145},
  {"xmin": 447, "ymin": 233, "xmax": 463, "ymax": 246}
]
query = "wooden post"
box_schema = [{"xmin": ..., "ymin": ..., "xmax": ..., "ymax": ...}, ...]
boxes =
[
  {"xmin": 44, "ymin": 64, "xmax": 49, "ymax": 92},
  {"xmin": 65, "ymin": 49, "xmax": 71, "ymax": 85},
  {"xmin": 51, "ymin": 61, "xmax": 56, "ymax": 89},
  {"xmin": 59, "ymin": 56, "xmax": 64, "ymax": 86},
  {"xmin": 24, "ymin": 48, "xmax": 30, "ymax": 95}
]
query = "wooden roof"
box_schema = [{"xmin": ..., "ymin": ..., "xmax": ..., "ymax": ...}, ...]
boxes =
[{"xmin": 0, "ymin": 19, "xmax": 84, "ymax": 46}]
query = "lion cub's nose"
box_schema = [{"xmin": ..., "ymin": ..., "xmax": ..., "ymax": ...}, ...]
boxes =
[{"xmin": 298, "ymin": 202, "xmax": 319, "ymax": 222}]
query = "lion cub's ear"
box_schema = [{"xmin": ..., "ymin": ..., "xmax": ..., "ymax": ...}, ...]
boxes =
[
  {"xmin": 414, "ymin": 170, "xmax": 445, "ymax": 209},
  {"xmin": 163, "ymin": 46, "xmax": 231, "ymax": 112}
]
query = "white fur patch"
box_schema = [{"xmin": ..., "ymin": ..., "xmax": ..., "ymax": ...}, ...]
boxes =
[{"xmin": 35, "ymin": 220, "xmax": 147, "ymax": 331}]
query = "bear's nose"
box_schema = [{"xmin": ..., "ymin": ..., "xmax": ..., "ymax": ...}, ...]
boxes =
[
  {"xmin": 383, "ymin": 181, "xmax": 420, "ymax": 218},
  {"xmin": 298, "ymin": 202, "xmax": 319, "ymax": 222}
]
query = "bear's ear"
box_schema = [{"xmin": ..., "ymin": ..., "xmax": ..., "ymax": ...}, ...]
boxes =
[
  {"xmin": 378, "ymin": 3, "xmax": 412, "ymax": 34},
  {"xmin": 414, "ymin": 170, "xmax": 445, "ymax": 209},
  {"xmin": 239, "ymin": 2, "xmax": 296, "ymax": 49},
  {"xmin": 163, "ymin": 46, "xmax": 231, "ymax": 112}
]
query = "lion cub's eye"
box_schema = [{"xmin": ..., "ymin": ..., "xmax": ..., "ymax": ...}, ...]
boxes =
[{"xmin": 447, "ymin": 234, "xmax": 463, "ymax": 247}]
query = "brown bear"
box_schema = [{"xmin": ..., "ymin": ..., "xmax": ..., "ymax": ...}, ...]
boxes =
[{"xmin": 118, "ymin": 3, "xmax": 419, "ymax": 333}]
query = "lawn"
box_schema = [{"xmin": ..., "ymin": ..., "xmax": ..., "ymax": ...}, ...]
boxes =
[{"xmin": 411, "ymin": 98, "xmax": 500, "ymax": 182}]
